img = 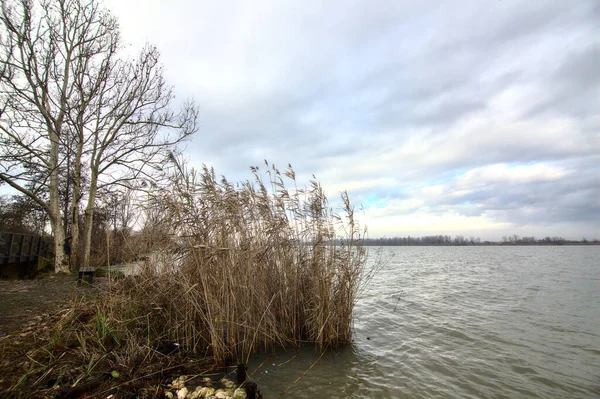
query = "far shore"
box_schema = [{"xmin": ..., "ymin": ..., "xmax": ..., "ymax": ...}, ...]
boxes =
[{"xmin": 361, "ymin": 242, "xmax": 600, "ymax": 247}]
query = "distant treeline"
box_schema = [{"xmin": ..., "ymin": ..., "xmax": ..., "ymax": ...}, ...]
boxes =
[{"xmin": 358, "ymin": 235, "xmax": 600, "ymax": 246}]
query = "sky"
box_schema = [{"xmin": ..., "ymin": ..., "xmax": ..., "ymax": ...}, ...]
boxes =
[{"xmin": 18, "ymin": 0, "xmax": 600, "ymax": 240}]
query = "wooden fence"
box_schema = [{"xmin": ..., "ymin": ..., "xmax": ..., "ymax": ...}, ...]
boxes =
[{"xmin": 0, "ymin": 232, "xmax": 48, "ymax": 278}]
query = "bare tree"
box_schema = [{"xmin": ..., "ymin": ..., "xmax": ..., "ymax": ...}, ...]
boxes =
[
  {"xmin": 0, "ymin": 0, "xmax": 197, "ymax": 272},
  {"xmin": 1, "ymin": 0, "xmax": 73, "ymax": 271},
  {"xmin": 0, "ymin": 194, "xmax": 47, "ymax": 235}
]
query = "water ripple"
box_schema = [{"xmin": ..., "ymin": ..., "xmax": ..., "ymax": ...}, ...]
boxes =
[{"xmin": 248, "ymin": 246, "xmax": 600, "ymax": 398}]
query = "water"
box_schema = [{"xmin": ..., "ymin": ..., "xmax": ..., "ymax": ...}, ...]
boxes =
[{"xmin": 246, "ymin": 246, "xmax": 600, "ymax": 398}]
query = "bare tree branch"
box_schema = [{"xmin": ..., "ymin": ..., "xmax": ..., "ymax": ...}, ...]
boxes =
[{"xmin": 1, "ymin": 0, "xmax": 198, "ymax": 271}]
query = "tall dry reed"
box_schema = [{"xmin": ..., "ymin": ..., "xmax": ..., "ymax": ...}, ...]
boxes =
[{"xmin": 104, "ymin": 161, "xmax": 374, "ymax": 364}]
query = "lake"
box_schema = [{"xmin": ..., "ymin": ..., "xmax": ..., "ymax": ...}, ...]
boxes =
[{"xmin": 246, "ymin": 246, "xmax": 600, "ymax": 398}]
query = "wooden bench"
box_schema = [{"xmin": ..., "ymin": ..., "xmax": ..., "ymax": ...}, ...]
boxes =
[{"xmin": 77, "ymin": 267, "xmax": 95, "ymax": 285}]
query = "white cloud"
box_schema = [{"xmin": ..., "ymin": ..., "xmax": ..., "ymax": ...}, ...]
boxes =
[
  {"xmin": 457, "ymin": 163, "xmax": 571, "ymax": 186},
  {"xmin": 360, "ymin": 211, "xmax": 513, "ymax": 238},
  {"xmin": 29, "ymin": 0, "xmax": 595, "ymax": 240}
]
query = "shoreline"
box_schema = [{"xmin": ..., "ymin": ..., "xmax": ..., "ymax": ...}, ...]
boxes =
[{"xmin": 361, "ymin": 242, "xmax": 600, "ymax": 247}]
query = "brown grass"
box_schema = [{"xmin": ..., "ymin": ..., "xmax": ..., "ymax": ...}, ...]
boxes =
[
  {"xmin": 1, "ymin": 161, "xmax": 378, "ymax": 397},
  {"xmin": 109, "ymin": 161, "xmax": 374, "ymax": 363}
]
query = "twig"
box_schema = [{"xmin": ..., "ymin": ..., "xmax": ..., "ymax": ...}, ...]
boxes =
[
  {"xmin": 276, "ymin": 350, "xmax": 326, "ymax": 398},
  {"xmin": 248, "ymin": 355, "xmax": 273, "ymax": 380},
  {"xmin": 277, "ymin": 354, "xmax": 298, "ymax": 367},
  {"xmin": 393, "ymin": 291, "xmax": 403, "ymax": 312},
  {"xmin": 93, "ymin": 362, "xmax": 204, "ymax": 397}
]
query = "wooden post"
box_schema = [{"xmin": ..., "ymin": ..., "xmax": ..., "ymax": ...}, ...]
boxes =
[
  {"xmin": 8, "ymin": 233, "xmax": 15, "ymax": 264},
  {"xmin": 237, "ymin": 364, "xmax": 262, "ymax": 399},
  {"xmin": 19, "ymin": 234, "xmax": 25, "ymax": 262}
]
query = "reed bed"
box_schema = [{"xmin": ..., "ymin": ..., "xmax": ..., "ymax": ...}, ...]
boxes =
[
  {"xmin": 0, "ymin": 162, "xmax": 378, "ymax": 397},
  {"xmin": 104, "ymin": 161, "xmax": 374, "ymax": 364}
]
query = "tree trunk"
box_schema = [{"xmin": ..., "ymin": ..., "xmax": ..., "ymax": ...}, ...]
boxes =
[
  {"xmin": 63, "ymin": 145, "xmax": 71, "ymax": 238},
  {"xmin": 69, "ymin": 139, "xmax": 84, "ymax": 271},
  {"xmin": 51, "ymin": 214, "xmax": 67, "ymax": 273},
  {"xmin": 82, "ymin": 170, "xmax": 98, "ymax": 270},
  {"xmin": 49, "ymin": 130, "xmax": 68, "ymax": 273},
  {"xmin": 70, "ymin": 199, "xmax": 80, "ymax": 270}
]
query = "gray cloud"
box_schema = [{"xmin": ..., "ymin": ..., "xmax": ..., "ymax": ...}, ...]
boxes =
[
  {"xmin": 526, "ymin": 44, "xmax": 600, "ymax": 119},
  {"xmin": 101, "ymin": 0, "xmax": 600, "ymax": 239}
]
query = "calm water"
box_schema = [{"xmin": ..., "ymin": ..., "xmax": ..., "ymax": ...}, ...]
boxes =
[{"xmin": 246, "ymin": 246, "xmax": 600, "ymax": 398}]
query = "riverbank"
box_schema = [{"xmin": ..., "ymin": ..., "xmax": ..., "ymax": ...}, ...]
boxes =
[
  {"xmin": 0, "ymin": 274, "xmax": 220, "ymax": 398},
  {"xmin": 0, "ymin": 273, "xmax": 86, "ymax": 336}
]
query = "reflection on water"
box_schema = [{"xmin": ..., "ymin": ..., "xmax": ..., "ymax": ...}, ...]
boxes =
[{"xmin": 245, "ymin": 246, "xmax": 600, "ymax": 398}]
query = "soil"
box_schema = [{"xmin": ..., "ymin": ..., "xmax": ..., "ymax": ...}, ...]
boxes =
[
  {"xmin": 0, "ymin": 274, "xmax": 217, "ymax": 398},
  {"xmin": 0, "ymin": 273, "xmax": 97, "ymax": 337}
]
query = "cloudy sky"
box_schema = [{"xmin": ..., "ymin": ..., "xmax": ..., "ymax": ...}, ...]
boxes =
[{"xmin": 101, "ymin": 0, "xmax": 599, "ymax": 240}]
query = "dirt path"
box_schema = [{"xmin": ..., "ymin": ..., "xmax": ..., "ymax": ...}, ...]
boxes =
[{"xmin": 0, "ymin": 274, "xmax": 99, "ymax": 337}]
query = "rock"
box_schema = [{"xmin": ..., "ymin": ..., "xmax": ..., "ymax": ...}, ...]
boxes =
[
  {"xmin": 191, "ymin": 386, "xmax": 216, "ymax": 399},
  {"xmin": 220, "ymin": 377, "xmax": 235, "ymax": 389},
  {"xmin": 189, "ymin": 386, "xmax": 205, "ymax": 399},
  {"xmin": 171, "ymin": 375, "xmax": 187, "ymax": 389},
  {"xmin": 176, "ymin": 387, "xmax": 188, "ymax": 399}
]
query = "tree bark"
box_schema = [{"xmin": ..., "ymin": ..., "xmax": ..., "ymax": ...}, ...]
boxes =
[
  {"xmin": 82, "ymin": 170, "xmax": 98, "ymax": 270},
  {"xmin": 50, "ymin": 213, "xmax": 67, "ymax": 273},
  {"xmin": 69, "ymin": 138, "xmax": 84, "ymax": 270},
  {"xmin": 49, "ymin": 129, "xmax": 68, "ymax": 273}
]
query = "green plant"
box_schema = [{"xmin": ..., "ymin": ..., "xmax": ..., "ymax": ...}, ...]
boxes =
[{"xmin": 94, "ymin": 312, "xmax": 120, "ymax": 348}]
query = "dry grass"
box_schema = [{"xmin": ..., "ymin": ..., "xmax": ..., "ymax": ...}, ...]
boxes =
[
  {"xmin": 1, "ymin": 161, "xmax": 378, "ymax": 397},
  {"xmin": 0, "ymin": 292, "xmax": 215, "ymax": 398},
  {"xmin": 111, "ymin": 161, "xmax": 374, "ymax": 363}
]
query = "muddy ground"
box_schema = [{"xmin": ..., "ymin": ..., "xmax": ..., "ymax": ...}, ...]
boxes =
[
  {"xmin": 0, "ymin": 273, "xmax": 100, "ymax": 337},
  {"xmin": 0, "ymin": 275, "xmax": 219, "ymax": 398}
]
